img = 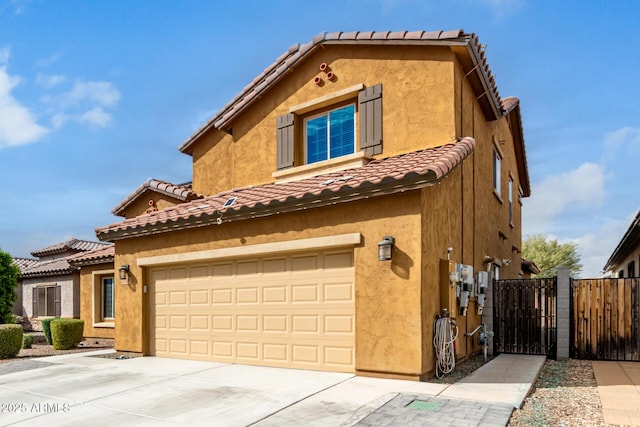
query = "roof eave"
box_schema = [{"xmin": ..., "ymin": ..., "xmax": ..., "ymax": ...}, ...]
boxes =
[
  {"xmin": 97, "ymin": 171, "xmax": 442, "ymax": 242},
  {"xmin": 603, "ymin": 211, "xmax": 640, "ymax": 271}
]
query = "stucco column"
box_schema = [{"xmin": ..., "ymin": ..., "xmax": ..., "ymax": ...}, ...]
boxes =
[
  {"xmin": 556, "ymin": 266, "xmax": 571, "ymax": 360},
  {"xmin": 481, "ymin": 271, "xmax": 494, "ymax": 357}
]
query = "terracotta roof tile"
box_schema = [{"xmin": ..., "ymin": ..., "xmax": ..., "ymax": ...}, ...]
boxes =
[
  {"xmin": 112, "ymin": 179, "xmax": 202, "ymax": 217},
  {"xmin": 179, "ymin": 29, "xmax": 500, "ymax": 154},
  {"xmin": 20, "ymin": 259, "xmax": 76, "ymax": 278},
  {"xmin": 67, "ymin": 244, "xmax": 115, "ymax": 267},
  {"xmin": 31, "ymin": 238, "xmax": 110, "ymax": 257},
  {"xmin": 12, "ymin": 257, "xmax": 39, "ymax": 274},
  {"xmin": 97, "ymin": 138, "xmax": 474, "ymax": 241}
]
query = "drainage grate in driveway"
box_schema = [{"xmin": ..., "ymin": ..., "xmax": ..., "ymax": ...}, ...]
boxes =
[{"xmin": 407, "ymin": 399, "xmax": 440, "ymax": 411}]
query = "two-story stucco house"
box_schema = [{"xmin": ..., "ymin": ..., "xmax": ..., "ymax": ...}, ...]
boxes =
[{"xmin": 96, "ymin": 29, "xmax": 530, "ymax": 380}]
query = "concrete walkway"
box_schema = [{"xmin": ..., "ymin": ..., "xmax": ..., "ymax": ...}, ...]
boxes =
[
  {"xmin": 0, "ymin": 352, "xmax": 545, "ymax": 427},
  {"xmin": 593, "ymin": 361, "xmax": 640, "ymax": 426}
]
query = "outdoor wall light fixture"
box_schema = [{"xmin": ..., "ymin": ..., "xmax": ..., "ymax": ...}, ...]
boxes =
[
  {"xmin": 378, "ymin": 236, "xmax": 395, "ymax": 261},
  {"xmin": 118, "ymin": 264, "xmax": 130, "ymax": 284}
]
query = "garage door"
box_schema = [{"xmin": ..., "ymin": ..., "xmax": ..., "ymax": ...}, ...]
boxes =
[{"xmin": 150, "ymin": 250, "xmax": 355, "ymax": 372}]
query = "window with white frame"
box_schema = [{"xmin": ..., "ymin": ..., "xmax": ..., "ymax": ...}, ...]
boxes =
[
  {"xmin": 304, "ymin": 104, "xmax": 355, "ymax": 164},
  {"xmin": 102, "ymin": 277, "xmax": 114, "ymax": 320},
  {"xmin": 493, "ymin": 147, "xmax": 502, "ymax": 197}
]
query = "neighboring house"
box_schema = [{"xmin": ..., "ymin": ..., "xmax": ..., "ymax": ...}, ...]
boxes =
[
  {"xmin": 96, "ymin": 29, "xmax": 530, "ymax": 380},
  {"xmin": 604, "ymin": 210, "xmax": 640, "ymax": 278},
  {"xmin": 67, "ymin": 244, "xmax": 116, "ymax": 339},
  {"xmin": 11, "ymin": 257, "xmax": 39, "ymax": 316},
  {"xmin": 16, "ymin": 239, "xmax": 110, "ymax": 330}
]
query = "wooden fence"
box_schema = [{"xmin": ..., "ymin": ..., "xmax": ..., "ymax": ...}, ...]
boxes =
[{"xmin": 572, "ymin": 278, "xmax": 640, "ymax": 360}]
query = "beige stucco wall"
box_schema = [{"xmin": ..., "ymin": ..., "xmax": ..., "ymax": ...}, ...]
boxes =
[
  {"xmin": 114, "ymin": 192, "xmax": 432, "ymax": 378},
  {"xmin": 611, "ymin": 243, "xmax": 640, "ymax": 277},
  {"xmin": 109, "ymin": 42, "xmax": 527, "ymax": 379},
  {"xmin": 21, "ymin": 273, "xmax": 78, "ymax": 319},
  {"xmin": 122, "ymin": 193, "xmax": 184, "ymax": 219},
  {"xmin": 191, "ymin": 45, "xmax": 457, "ymax": 196},
  {"xmin": 78, "ymin": 263, "xmax": 115, "ymax": 339}
]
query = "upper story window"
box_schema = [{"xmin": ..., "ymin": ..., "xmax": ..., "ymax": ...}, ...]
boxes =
[
  {"xmin": 493, "ymin": 146, "xmax": 502, "ymax": 199},
  {"xmin": 275, "ymin": 84, "xmax": 382, "ymax": 173},
  {"xmin": 304, "ymin": 104, "xmax": 355, "ymax": 164},
  {"xmin": 628, "ymin": 261, "xmax": 636, "ymax": 278}
]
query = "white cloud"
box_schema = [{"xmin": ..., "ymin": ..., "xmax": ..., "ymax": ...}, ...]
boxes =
[
  {"xmin": 35, "ymin": 51, "xmax": 63, "ymax": 68},
  {"xmin": 36, "ymin": 73, "xmax": 66, "ymax": 88},
  {"xmin": 524, "ymin": 162, "xmax": 606, "ymax": 233},
  {"xmin": 59, "ymin": 80, "xmax": 120, "ymax": 108},
  {"xmin": 0, "ymin": 66, "xmax": 48, "ymax": 147},
  {"xmin": 0, "ymin": 47, "xmax": 9, "ymax": 65},
  {"xmin": 603, "ymin": 126, "xmax": 640, "ymax": 162},
  {"xmin": 569, "ymin": 211, "xmax": 637, "ymax": 277},
  {"xmin": 78, "ymin": 107, "xmax": 111, "ymax": 127}
]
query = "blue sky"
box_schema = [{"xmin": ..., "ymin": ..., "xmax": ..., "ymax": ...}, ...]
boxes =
[{"xmin": 0, "ymin": 0, "xmax": 638, "ymax": 277}]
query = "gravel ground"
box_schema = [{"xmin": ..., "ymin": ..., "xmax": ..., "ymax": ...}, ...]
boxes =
[
  {"xmin": 0, "ymin": 335, "xmax": 113, "ymax": 364},
  {"xmin": 509, "ymin": 359, "xmax": 608, "ymax": 427}
]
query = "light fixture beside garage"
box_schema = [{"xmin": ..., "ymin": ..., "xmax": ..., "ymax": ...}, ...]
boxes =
[
  {"xmin": 118, "ymin": 264, "xmax": 130, "ymax": 285},
  {"xmin": 377, "ymin": 236, "xmax": 394, "ymax": 261}
]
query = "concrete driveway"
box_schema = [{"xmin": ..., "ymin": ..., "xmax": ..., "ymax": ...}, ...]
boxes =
[{"xmin": 0, "ymin": 351, "xmax": 446, "ymax": 426}]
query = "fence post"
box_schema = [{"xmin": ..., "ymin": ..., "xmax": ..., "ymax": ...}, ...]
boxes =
[
  {"xmin": 556, "ymin": 266, "xmax": 571, "ymax": 359},
  {"xmin": 482, "ymin": 272, "xmax": 495, "ymax": 357}
]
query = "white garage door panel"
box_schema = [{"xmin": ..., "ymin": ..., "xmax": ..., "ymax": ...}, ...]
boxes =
[{"xmin": 150, "ymin": 251, "xmax": 355, "ymax": 372}]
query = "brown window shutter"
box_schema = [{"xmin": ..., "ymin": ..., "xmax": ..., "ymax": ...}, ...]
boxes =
[
  {"xmin": 276, "ymin": 113, "xmax": 295, "ymax": 170},
  {"xmin": 358, "ymin": 84, "xmax": 383, "ymax": 156},
  {"xmin": 54, "ymin": 285, "xmax": 61, "ymax": 318},
  {"xmin": 32, "ymin": 287, "xmax": 37, "ymax": 317}
]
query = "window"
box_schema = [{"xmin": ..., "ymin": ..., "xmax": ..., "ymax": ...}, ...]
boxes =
[
  {"xmin": 628, "ymin": 261, "xmax": 636, "ymax": 278},
  {"xmin": 304, "ymin": 104, "xmax": 355, "ymax": 164},
  {"xmin": 619, "ymin": 270, "xmax": 625, "ymax": 278},
  {"xmin": 508, "ymin": 177, "xmax": 514, "ymax": 224},
  {"xmin": 276, "ymin": 84, "xmax": 382, "ymax": 171},
  {"xmin": 493, "ymin": 147, "xmax": 502, "ymax": 198},
  {"xmin": 32, "ymin": 284, "xmax": 61, "ymax": 317},
  {"xmin": 102, "ymin": 277, "xmax": 114, "ymax": 319}
]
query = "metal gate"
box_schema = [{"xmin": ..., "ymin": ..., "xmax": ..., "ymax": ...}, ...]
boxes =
[
  {"xmin": 493, "ymin": 278, "xmax": 557, "ymax": 357},
  {"xmin": 572, "ymin": 277, "xmax": 640, "ymax": 360}
]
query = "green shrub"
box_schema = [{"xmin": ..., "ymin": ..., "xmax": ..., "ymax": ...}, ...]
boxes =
[
  {"xmin": 51, "ymin": 319, "xmax": 84, "ymax": 350},
  {"xmin": 42, "ymin": 317, "xmax": 60, "ymax": 345},
  {"xmin": 0, "ymin": 324, "xmax": 23, "ymax": 358},
  {"xmin": 22, "ymin": 333, "xmax": 33, "ymax": 349}
]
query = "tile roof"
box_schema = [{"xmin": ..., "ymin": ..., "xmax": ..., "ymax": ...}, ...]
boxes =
[
  {"xmin": 67, "ymin": 244, "xmax": 115, "ymax": 267},
  {"xmin": 97, "ymin": 138, "xmax": 475, "ymax": 241},
  {"xmin": 30, "ymin": 238, "xmax": 110, "ymax": 258},
  {"xmin": 500, "ymin": 96, "xmax": 530, "ymax": 197},
  {"xmin": 604, "ymin": 210, "xmax": 640, "ymax": 271},
  {"xmin": 179, "ymin": 30, "xmax": 502, "ymax": 154},
  {"xmin": 12, "ymin": 257, "xmax": 39, "ymax": 274},
  {"xmin": 20, "ymin": 259, "xmax": 77, "ymax": 278},
  {"xmin": 112, "ymin": 179, "xmax": 202, "ymax": 217}
]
